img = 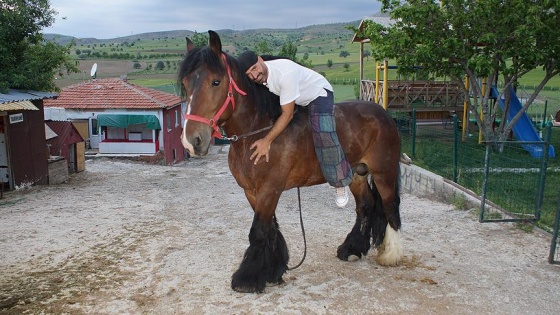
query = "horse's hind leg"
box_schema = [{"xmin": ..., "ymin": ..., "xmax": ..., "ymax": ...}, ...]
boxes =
[
  {"xmin": 336, "ymin": 163, "xmax": 403, "ymax": 266},
  {"xmin": 336, "ymin": 164, "xmax": 378, "ymax": 261},
  {"xmin": 371, "ymin": 172, "xmax": 403, "ymax": 266}
]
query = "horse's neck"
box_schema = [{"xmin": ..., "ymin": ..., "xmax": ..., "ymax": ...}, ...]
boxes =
[{"xmin": 222, "ymin": 96, "xmax": 271, "ymax": 139}]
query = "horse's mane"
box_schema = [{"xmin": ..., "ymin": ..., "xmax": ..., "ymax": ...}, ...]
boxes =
[{"xmin": 177, "ymin": 47, "xmax": 283, "ymax": 121}]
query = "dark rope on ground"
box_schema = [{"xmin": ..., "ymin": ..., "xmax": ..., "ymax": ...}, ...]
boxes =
[{"xmin": 288, "ymin": 187, "xmax": 307, "ymax": 270}]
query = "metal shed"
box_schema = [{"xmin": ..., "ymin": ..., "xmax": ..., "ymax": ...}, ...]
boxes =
[{"xmin": 0, "ymin": 89, "xmax": 57, "ymax": 190}]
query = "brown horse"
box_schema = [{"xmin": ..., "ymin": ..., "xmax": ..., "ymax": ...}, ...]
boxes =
[{"xmin": 178, "ymin": 30, "xmax": 403, "ymax": 293}]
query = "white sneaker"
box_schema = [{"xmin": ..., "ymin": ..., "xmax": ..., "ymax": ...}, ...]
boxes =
[{"xmin": 335, "ymin": 186, "xmax": 349, "ymax": 208}]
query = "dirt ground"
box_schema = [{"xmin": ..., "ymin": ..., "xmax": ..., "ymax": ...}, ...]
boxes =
[{"xmin": 0, "ymin": 147, "xmax": 559, "ymax": 314}]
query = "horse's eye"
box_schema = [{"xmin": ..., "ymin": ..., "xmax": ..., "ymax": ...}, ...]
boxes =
[{"xmin": 212, "ymin": 80, "xmax": 220, "ymax": 86}]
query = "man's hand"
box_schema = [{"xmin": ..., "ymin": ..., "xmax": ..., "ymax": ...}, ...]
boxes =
[
  {"xmin": 248, "ymin": 101, "xmax": 295, "ymax": 165},
  {"xmin": 250, "ymin": 138, "xmax": 271, "ymax": 164}
]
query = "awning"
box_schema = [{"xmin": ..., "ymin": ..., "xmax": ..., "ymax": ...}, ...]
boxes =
[
  {"xmin": 0, "ymin": 100, "xmax": 39, "ymax": 111},
  {"xmin": 97, "ymin": 114, "xmax": 161, "ymax": 130}
]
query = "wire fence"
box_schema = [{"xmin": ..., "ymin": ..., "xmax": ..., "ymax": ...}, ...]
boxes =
[
  {"xmin": 550, "ymin": 193, "xmax": 560, "ymax": 264},
  {"xmin": 393, "ymin": 110, "xmax": 560, "ymax": 263}
]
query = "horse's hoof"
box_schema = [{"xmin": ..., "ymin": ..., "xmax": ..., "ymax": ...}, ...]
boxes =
[
  {"xmin": 232, "ymin": 286, "xmax": 257, "ymax": 293},
  {"xmin": 337, "ymin": 244, "xmax": 363, "ymax": 261},
  {"xmin": 266, "ymin": 278, "xmax": 285, "ymax": 287}
]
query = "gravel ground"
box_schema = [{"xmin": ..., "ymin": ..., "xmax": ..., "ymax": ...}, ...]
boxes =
[{"xmin": 0, "ymin": 148, "xmax": 559, "ymax": 314}]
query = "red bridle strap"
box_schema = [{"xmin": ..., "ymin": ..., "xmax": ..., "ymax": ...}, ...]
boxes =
[{"xmin": 184, "ymin": 53, "xmax": 247, "ymax": 139}]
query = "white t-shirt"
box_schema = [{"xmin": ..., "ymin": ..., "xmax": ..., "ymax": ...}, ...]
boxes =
[{"xmin": 264, "ymin": 59, "xmax": 333, "ymax": 106}]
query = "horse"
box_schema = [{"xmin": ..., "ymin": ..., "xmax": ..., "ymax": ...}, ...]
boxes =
[{"xmin": 178, "ymin": 30, "xmax": 403, "ymax": 293}]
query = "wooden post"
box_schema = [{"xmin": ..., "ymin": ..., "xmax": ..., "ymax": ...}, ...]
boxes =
[
  {"xmin": 375, "ymin": 62, "xmax": 380, "ymax": 104},
  {"xmin": 462, "ymin": 75, "xmax": 469, "ymax": 141},
  {"xmin": 383, "ymin": 59, "xmax": 389, "ymax": 110},
  {"xmin": 479, "ymin": 77, "xmax": 487, "ymax": 144}
]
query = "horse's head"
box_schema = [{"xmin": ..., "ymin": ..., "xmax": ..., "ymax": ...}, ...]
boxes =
[{"xmin": 178, "ymin": 30, "xmax": 246, "ymax": 156}]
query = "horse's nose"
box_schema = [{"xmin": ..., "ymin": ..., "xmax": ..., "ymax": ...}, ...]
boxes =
[{"xmin": 181, "ymin": 129, "xmax": 195, "ymax": 155}]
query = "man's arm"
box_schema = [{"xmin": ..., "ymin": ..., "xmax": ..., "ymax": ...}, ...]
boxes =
[{"xmin": 250, "ymin": 101, "xmax": 295, "ymax": 164}]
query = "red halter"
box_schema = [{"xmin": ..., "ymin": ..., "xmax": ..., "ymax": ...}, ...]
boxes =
[{"xmin": 183, "ymin": 53, "xmax": 247, "ymax": 139}]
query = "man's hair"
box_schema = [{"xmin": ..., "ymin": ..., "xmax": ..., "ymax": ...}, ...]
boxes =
[
  {"xmin": 237, "ymin": 51, "xmax": 258, "ymax": 73},
  {"xmin": 237, "ymin": 51, "xmax": 293, "ymax": 72}
]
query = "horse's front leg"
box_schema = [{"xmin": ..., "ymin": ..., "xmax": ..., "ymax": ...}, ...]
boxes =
[{"xmin": 231, "ymin": 189, "xmax": 289, "ymax": 293}]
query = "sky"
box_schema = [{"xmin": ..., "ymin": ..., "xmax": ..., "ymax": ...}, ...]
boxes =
[{"xmin": 44, "ymin": 0, "xmax": 382, "ymax": 39}]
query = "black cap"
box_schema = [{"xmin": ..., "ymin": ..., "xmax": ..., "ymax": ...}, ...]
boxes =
[{"xmin": 237, "ymin": 51, "xmax": 258, "ymax": 73}]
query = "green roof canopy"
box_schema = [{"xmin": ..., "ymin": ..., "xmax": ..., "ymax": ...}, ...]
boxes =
[{"xmin": 97, "ymin": 114, "xmax": 161, "ymax": 130}]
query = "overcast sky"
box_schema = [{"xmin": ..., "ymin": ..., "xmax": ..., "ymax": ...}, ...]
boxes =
[{"xmin": 44, "ymin": 0, "xmax": 382, "ymax": 39}]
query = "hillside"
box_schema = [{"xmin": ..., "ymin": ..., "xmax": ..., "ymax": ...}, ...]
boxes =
[
  {"xmin": 46, "ymin": 20, "xmax": 367, "ymax": 91},
  {"xmin": 44, "ymin": 21, "xmax": 361, "ymax": 47}
]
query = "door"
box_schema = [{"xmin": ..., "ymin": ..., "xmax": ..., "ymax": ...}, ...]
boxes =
[
  {"xmin": 67, "ymin": 144, "xmax": 76, "ymax": 173},
  {"xmin": 89, "ymin": 117, "xmax": 100, "ymax": 149},
  {"xmin": 0, "ymin": 117, "xmax": 9, "ymax": 187}
]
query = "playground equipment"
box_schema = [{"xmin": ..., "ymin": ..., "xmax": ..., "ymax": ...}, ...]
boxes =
[
  {"xmin": 491, "ymin": 85, "xmax": 556, "ymax": 158},
  {"xmin": 360, "ymin": 60, "xmax": 465, "ymax": 123}
]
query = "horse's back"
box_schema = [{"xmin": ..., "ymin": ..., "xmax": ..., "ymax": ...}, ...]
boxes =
[
  {"xmin": 335, "ymin": 100, "xmax": 399, "ymax": 140},
  {"xmin": 336, "ymin": 100, "xmax": 394, "ymax": 122},
  {"xmin": 334, "ymin": 100, "xmax": 400, "ymax": 169}
]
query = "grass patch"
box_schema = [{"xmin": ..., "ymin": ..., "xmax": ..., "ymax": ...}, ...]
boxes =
[
  {"xmin": 450, "ymin": 193, "xmax": 469, "ymax": 210},
  {"xmin": 516, "ymin": 221, "xmax": 535, "ymax": 233}
]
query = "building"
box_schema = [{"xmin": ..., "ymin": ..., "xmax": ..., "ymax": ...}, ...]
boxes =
[
  {"xmin": 45, "ymin": 120, "xmax": 86, "ymax": 173},
  {"xmin": 0, "ymin": 89, "xmax": 57, "ymax": 190},
  {"xmin": 44, "ymin": 78, "xmax": 186, "ymax": 165}
]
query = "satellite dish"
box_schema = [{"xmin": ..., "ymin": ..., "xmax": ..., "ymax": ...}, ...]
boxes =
[{"xmin": 90, "ymin": 63, "xmax": 98, "ymax": 79}]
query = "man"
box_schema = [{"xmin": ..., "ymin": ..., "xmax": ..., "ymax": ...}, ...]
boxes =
[{"xmin": 237, "ymin": 51, "xmax": 352, "ymax": 207}]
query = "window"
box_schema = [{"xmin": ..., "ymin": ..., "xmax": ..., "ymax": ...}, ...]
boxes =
[
  {"xmin": 91, "ymin": 119, "xmax": 99, "ymax": 135},
  {"xmin": 175, "ymin": 109, "xmax": 180, "ymax": 127}
]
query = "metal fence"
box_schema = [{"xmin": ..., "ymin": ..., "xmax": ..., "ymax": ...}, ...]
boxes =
[
  {"xmin": 550, "ymin": 192, "xmax": 560, "ymax": 264},
  {"xmin": 394, "ymin": 110, "xmax": 560, "ymax": 263}
]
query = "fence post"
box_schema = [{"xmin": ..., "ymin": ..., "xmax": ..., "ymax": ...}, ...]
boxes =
[
  {"xmin": 453, "ymin": 114, "xmax": 458, "ymax": 183},
  {"xmin": 480, "ymin": 143, "xmax": 491, "ymax": 222},
  {"xmin": 412, "ymin": 109, "xmax": 417, "ymax": 158},
  {"xmin": 549, "ymin": 188, "xmax": 560, "ymax": 264},
  {"xmin": 536, "ymin": 124, "xmax": 552, "ymax": 220}
]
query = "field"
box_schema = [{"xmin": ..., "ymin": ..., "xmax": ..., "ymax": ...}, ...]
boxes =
[{"xmin": 52, "ymin": 25, "xmax": 560, "ymax": 117}]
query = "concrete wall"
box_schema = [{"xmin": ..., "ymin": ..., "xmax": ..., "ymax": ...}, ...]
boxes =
[
  {"xmin": 48, "ymin": 157, "xmax": 69, "ymax": 185},
  {"xmin": 400, "ymin": 163, "xmax": 482, "ymax": 208}
]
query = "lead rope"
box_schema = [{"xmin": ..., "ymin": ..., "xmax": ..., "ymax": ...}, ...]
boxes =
[{"xmin": 288, "ymin": 187, "xmax": 307, "ymax": 270}]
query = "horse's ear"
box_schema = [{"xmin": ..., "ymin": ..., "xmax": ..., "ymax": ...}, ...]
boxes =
[
  {"xmin": 208, "ymin": 30, "xmax": 222, "ymax": 56},
  {"xmin": 186, "ymin": 37, "xmax": 195, "ymax": 52}
]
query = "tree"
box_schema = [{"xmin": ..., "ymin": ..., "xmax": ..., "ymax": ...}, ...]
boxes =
[
  {"xmin": 339, "ymin": 51, "xmax": 350, "ymax": 58},
  {"xmin": 191, "ymin": 31, "xmax": 208, "ymax": 48},
  {"xmin": 327, "ymin": 59, "xmax": 333, "ymax": 69},
  {"xmin": 254, "ymin": 41, "xmax": 272, "ymax": 55},
  {"xmin": 0, "ymin": 0, "xmax": 78, "ymax": 92},
  {"xmin": 343, "ymin": 63, "xmax": 350, "ymax": 72},
  {"xmin": 279, "ymin": 41, "xmax": 297, "ymax": 60},
  {"xmin": 277, "ymin": 40, "xmax": 312, "ymax": 68},
  {"xmin": 359, "ymin": 0, "xmax": 560, "ymax": 142},
  {"xmin": 363, "ymin": 50, "xmax": 371, "ymax": 61},
  {"xmin": 155, "ymin": 60, "xmax": 165, "ymax": 70}
]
